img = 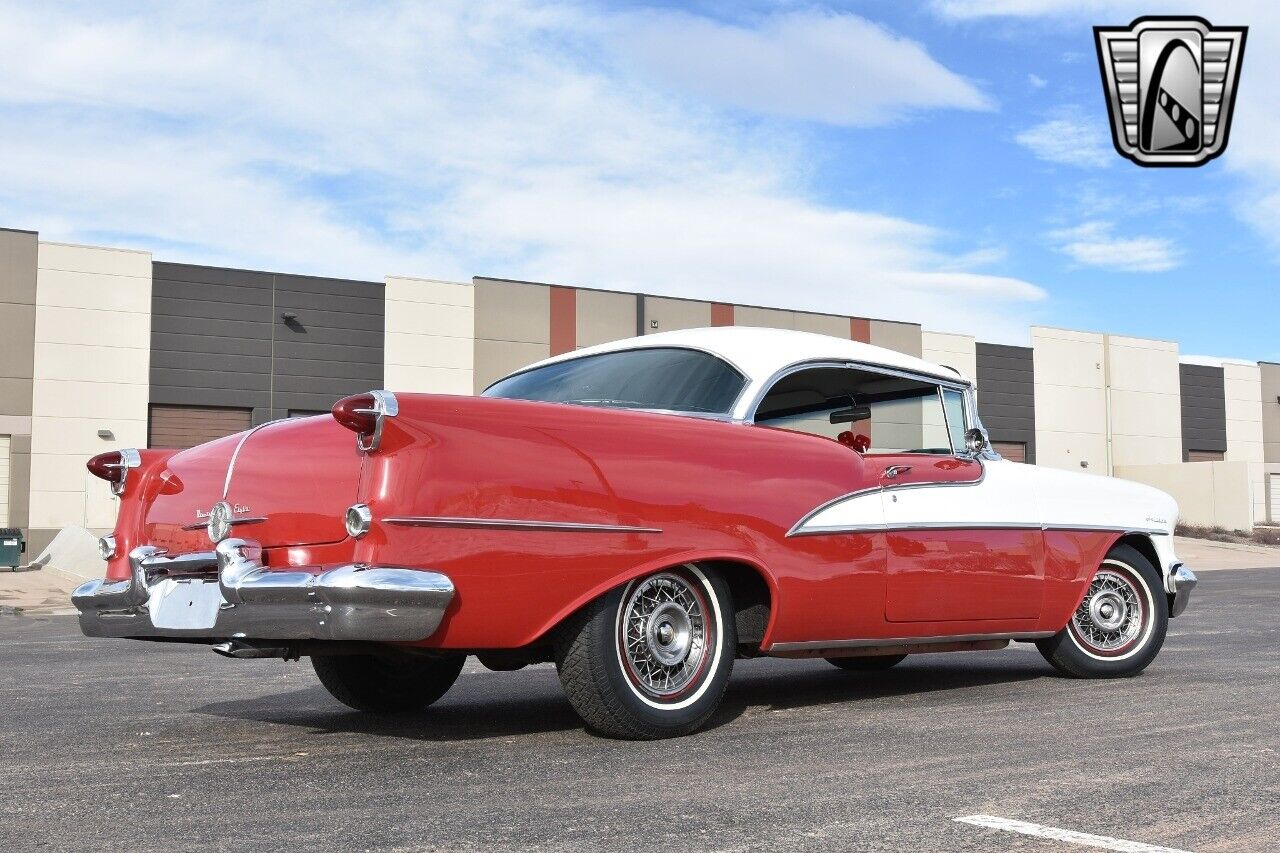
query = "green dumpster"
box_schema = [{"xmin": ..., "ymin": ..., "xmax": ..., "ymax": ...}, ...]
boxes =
[{"xmin": 0, "ymin": 528, "xmax": 25, "ymax": 569}]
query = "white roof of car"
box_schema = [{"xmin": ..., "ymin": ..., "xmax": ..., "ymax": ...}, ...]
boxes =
[{"xmin": 521, "ymin": 326, "xmax": 971, "ymax": 419}]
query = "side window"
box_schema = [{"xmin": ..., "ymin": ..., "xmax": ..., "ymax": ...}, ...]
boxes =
[
  {"xmin": 941, "ymin": 388, "xmax": 968, "ymax": 453},
  {"xmin": 755, "ymin": 366, "xmax": 966, "ymax": 455}
]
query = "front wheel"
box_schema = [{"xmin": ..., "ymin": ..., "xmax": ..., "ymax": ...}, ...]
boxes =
[
  {"xmin": 312, "ymin": 652, "xmax": 465, "ymax": 712},
  {"xmin": 1037, "ymin": 543, "xmax": 1168, "ymax": 678},
  {"xmin": 555, "ymin": 565, "xmax": 736, "ymax": 739}
]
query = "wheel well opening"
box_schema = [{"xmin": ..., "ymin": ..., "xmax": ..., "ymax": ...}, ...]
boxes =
[
  {"xmin": 698, "ymin": 560, "xmax": 773, "ymax": 654},
  {"xmin": 1115, "ymin": 533, "xmax": 1160, "ymax": 573}
]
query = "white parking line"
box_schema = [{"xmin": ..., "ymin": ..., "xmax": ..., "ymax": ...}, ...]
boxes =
[{"xmin": 953, "ymin": 815, "xmax": 1192, "ymax": 853}]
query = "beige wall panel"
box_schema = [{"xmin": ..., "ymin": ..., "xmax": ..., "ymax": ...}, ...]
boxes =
[
  {"xmin": 1032, "ymin": 327, "xmax": 1106, "ymax": 389},
  {"xmin": 31, "ymin": 241, "xmax": 151, "ymax": 534},
  {"xmin": 0, "ymin": 302, "xmax": 35, "ymax": 373},
  {"xmin": 1114, "ymin": 461, "xmax": 1254, "ymax": 530},
  {"xmin": 32, "ymin": 342, "xmax": 150, "ymax": 384},
  {"xmin": 1108, "ymin": 389, "xmax": 1182, "ymax": 439},
  {"xmin": 385, "ymin": 300, "xmax": 474, "ymax": 339},
  {"xmin": 1110, "ymin": 434, "xmax": 1183, "ymax": 468},
  {"xmin": 869, "ymin": 320, "xmax": 923, "ymax": 357},
  {"xmin": 474, "ymin": 280, "xmax": 550, "ymax": 344},
  {"xmin": 383, "ymin": 365, "xmax": 474, "ymax": 396},
  {"xmin": 474, "ymin": 339, "xmax": 551, "ymax": 393},
  {"xmin": 792, "ymin": 313, "xmax": 850, "ymax": 339},
  {"xmin": 576, "ymin": 289, "xmax": 636, "ymax": 348},
  {"xmin": 921, "ymin": 331, "xmax": 977, "ymax": 382},
  {"xmin": 643, "ymin": 297, "xmax": 711, "ymax": 334},
  {"xmin": 0, "ymin": 415, "xmax": 31, "ymax": 435},
  {"xmin": 1035, "ymin": 430, "xmax": 1108, "ymax": 474},
  {"xmin": 0, "ymin": 434, "xmax": 9, "ymax": 526},
  {"xmin": 385, "ymin": 276, "xmax": 473, "ymax": 307},
  {"xmin": 7, "ymin": 434, "xmax": 29, "ymax": 529},
  {"xmin": 0, "ymin": 378, "xmax": 33, "ymax": 421},
  {"xmin": 1035, "ymin": 385, "xmax": 1108, "ymax": 436},
  {"xmin": 1261, "ymin": 363, "xmax": 1280, "ymax": 464},
  {"xmin": 1223, "ymin": 363, "xmax": 1264, "ymax": 463},
  {"xmin": 734, "ymin": 306, "xmax": 794, "ymax": 329},
  {"xmin": 0, "ymin": 229, "xmax": 38, "ymax": 303},
  {"xmin": 384, "ymin": 332, "xmax": 473, "ymax": 370},
  {"xmin": 32, "ymin": 379, "xmax": 149, "ymax": 421},
  {"xmin": 31, "ymin": 417, "xmax": 147, "ymax": 457},
  {"xmin": 1106, "ymin": 337, "xmax": 1180, "ymax": 393}
]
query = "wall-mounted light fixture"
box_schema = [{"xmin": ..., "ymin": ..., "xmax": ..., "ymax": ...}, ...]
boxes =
[
  {"xmin": 97, "ymin": 429, "xmax": 114, "ymax": 440},
  {"xmin": 281, "ymin": 311, "xmax": 299, "ymax": 322},
  {"xmin": 649, "ymin": 319, "xmax": 658, "ymax": 329}
]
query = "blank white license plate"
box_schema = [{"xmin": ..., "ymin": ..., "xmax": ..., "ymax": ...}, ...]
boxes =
[{"xmin": 148, "ymin": 579, "xmax": 224, "ymax": 630}]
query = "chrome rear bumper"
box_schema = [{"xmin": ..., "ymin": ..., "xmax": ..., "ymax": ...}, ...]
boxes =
[{"xmin": 72, "ymin": 538, "xmax": 453, "ymax": 643}]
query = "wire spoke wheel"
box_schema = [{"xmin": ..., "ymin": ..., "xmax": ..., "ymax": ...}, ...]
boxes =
[
  {"xmin": 1070, "ymin": 565, "xmax": 1146, "ymax": 657},
  {"xmin": 617, "ymin": 572, "xmax": 712, "ymax": 701}
]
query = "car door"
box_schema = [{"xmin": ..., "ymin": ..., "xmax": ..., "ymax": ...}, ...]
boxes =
[{"xmin": 875, "ymin": 386, "xmax": 1045, "ymax": 623}]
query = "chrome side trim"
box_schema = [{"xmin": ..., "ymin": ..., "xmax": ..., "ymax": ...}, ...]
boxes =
[
  {"xmin": 383, "ymin": 516, "xmax": 662, "ymax": 534},
  {"xmin": 181, "ymin": 516, "xmax": 268, "ymax": 532},
  {"xmin": 789, "ymin": 521, "xmax": 1170, "ymax": 538},
  {"xmin": 222, "ymin": 420, "xmax": 285, "ymax": 499},
  {"xmin": 785, "ymin": 461, "xmax": 988, "ymax": 537},
  {"xmin": 767, "ymin": 630, "xmax": 1054, "ymax": 654},
  {"xmin": 72, "ymin": 538, "xmax": 454, "ymax": 643}
]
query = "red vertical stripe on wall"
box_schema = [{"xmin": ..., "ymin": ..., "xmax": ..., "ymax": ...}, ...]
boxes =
[
  {"xmin": 711, "ymin": 303, "xmax": 735, "ymax": 326},
  {"xmin": 849, "ymin": 317, "xmax": 871, "ymax": 342},
  {"xmin": 549, "ymin": 286, "xmax": 577, "ymax": 355}
]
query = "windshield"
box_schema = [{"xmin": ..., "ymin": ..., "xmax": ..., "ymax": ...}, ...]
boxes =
[{"xmin": 484, "ymin": 347, "xmax": 746, "ymax": 415}]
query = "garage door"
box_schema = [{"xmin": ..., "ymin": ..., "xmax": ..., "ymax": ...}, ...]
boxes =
[
  {"xmin": 0, "ymin": 435, "xmax": 9, "ymax": 527},
  {"xmin": 149, "ymin": 406, "xmax": 253, "ymax": 450},
  {"xmin": 992, "ymin": 441, "xmax": 1026, "ymax": 463},
  {"xmin": 1271, "ymin": 474, "xmax": 1280, "ymax": 525}
]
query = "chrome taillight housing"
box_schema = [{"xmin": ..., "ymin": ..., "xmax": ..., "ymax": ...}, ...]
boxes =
[
  {"xmin": 332, "ymin": 390, "xmax": 398, "ymax": 452},
  {"xmin": 86, "ymin": 448, "xmax": 142, "ymax": 496}
]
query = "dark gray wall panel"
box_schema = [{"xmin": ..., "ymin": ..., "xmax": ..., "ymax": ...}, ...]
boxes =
[
  {"xmin": 1179, "ymin": 364, "xmax": 1227, "ymax": 459},
  {"xmin": 976, "ymin": 343, "xmax": 1036, "ymax": 464},
  {"xmin": 151, "ymin": 263, "xmax": 383, "ymax": 427}
]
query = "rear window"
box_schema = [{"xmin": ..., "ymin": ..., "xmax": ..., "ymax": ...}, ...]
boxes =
[{"xmin": 484, "ymin": 347, "xmax": 745, "ymax": 415}]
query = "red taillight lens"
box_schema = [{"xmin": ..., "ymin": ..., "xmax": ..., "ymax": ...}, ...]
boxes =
[
  {"xmin": 87, "ymin": 451, "xmax": 125, "ymax": 482},
  {"xmin": 332, "ymin": 393, "xmax": 378, "ymax": 435}
]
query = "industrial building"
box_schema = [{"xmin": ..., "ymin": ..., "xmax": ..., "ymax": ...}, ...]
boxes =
[{"xmin": 1, "ymin": 226, "xmax": 1276, "ymax": 556}]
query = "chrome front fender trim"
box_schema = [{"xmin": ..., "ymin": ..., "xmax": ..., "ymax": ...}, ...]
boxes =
[{"xmin": 72, "ymin": 538, "xmax": 453, "ymax": 643}]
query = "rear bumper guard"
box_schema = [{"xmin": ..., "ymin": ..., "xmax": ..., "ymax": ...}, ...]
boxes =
[{"xmin": 72, "ymin": 538, "xmax": 453, "ymax": 643}]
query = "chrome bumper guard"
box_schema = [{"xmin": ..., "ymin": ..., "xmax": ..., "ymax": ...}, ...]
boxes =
[
  {"xmin": 1168, "ymin": 563, "xmax": 1197, "ymax": 618},
  {"xmin": 71, "ymin": 538, "xmax": 454, "ymax": 643}
]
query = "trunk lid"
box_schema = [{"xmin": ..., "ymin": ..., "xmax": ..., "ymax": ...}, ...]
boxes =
[{"xmin": 144, "ymin": 416, "xmax": 363, "ymax": 554}]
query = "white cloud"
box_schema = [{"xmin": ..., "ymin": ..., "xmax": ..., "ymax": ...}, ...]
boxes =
[
  {"xmin": 0, "ymin": 1, "xmax": 1042, "ymax": 341},
  {"xmin": 1049, "ymin": 221, "xmax": 1180, "ymax": 272},
  {"xmin": 931, "ymin": 1, "xmax": 1132, "ymax": 18},
  {"xmin": 614, "ymin": 9, "xmax": 995, "ymax": 127},
  {"xmin": 1027, "ymin": 73, "xmax": 1047, "ymax": 89},
  {"xmin": 1015, "ymin": 107, "xmax": 1112, "ymax": 168}
]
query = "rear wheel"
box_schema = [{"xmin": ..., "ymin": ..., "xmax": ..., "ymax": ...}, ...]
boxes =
[
  {"xmin": 312, "ymin": 652, "xmax": 465, "ymax": 712},
  {"xmin": 555, "ymin": 565, "xmax": 735, "ymax": 739},
  {"xmin": 1037, "ymin": 543, "xmax": 1167, "ymax": 678},
  {"xmin": 826, "ymin": 654, "xmax": 907, "ymax": 671}
]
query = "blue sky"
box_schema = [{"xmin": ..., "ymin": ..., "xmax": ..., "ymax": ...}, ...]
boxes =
[{"xmin": 0, "ymin": 1, "xmax": 1276, "ymax": 359}]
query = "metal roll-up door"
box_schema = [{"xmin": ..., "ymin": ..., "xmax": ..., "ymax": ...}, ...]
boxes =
[
  {"xmin": 1270, "ymin": 474, "xmax": 1280, "ymax": 525},
  {"xmin": 148, "ymin": 406, "xmax": 253, "ymax": 450},
  {"xmin": 992, "ymin": 441, "xmax": 1026, "ymax": 463}
]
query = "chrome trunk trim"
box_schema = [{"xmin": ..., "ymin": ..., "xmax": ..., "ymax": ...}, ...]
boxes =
[{"xmin": 72, "ymin": 538, "xmax": 454, "ymax": 643}]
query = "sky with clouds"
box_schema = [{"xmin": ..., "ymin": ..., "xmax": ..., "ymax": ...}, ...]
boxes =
[{"xmin": 0, "ymin": 1, "xmax": 1275, "ymax": 359}]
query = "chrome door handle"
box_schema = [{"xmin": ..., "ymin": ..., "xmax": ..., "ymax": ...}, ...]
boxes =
[{"xmin": 882, "ymin": 465, "xmax": 913, "ymax": 480}]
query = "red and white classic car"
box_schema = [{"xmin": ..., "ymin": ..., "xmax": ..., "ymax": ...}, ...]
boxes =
[{"xmin": 73, "ymin": 327, "xmax": 1197, "ymax": 739}]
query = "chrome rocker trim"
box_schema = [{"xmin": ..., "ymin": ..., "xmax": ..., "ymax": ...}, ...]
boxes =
[
  {"xmin": 72, "ymin": 538, "xmax": 454, "ymax": 643},
  {"xmin": 1168, "ymin": 563, "xmax": 1197, "ymax": 618}
]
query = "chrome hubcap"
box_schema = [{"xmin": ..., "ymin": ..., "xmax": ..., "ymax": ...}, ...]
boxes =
[
  {"xmin": 1072, "ymin": 567, "xmax": 1144, "ymax": 653},
  {"xmin": 620, "ymin": 573, "xmax": 708, "ymax": 698}
]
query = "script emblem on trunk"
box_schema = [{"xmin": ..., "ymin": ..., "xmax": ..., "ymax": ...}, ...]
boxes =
[{"xmin": 207, "ymin": 500, "xmax": 234, "ymax": 544}]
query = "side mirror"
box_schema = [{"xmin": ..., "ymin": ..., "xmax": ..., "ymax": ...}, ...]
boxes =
[{"xmin": 963, "ymin": 427, "xmax": 989, "ymax": 456}]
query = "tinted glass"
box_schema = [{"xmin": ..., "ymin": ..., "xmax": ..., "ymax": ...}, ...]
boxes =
[{"xmin": 484, "ymin": 347, "xmax": 745, "ymax": 415}]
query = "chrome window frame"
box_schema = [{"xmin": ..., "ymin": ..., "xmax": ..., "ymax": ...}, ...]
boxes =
[{"xmin": 743, "ymin": 359, "xmax": 999, "ymax": 461}]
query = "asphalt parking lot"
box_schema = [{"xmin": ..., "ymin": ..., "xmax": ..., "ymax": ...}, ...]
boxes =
[{"xmin": 1, "ymin": 568, "xmax": 1277, "ymax": 853}]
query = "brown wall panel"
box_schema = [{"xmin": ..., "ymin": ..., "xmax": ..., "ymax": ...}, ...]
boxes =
[
  {"xmin": 549, "ymin": 286, "xmax": 577, "ymax": 355},
  {"xmin": 711, "ymin": 303, "xmax": 734, "ymax": 326},
  {"xmin": 148, "ymin": 405, "xmax": 252, "ymax": 450}
]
